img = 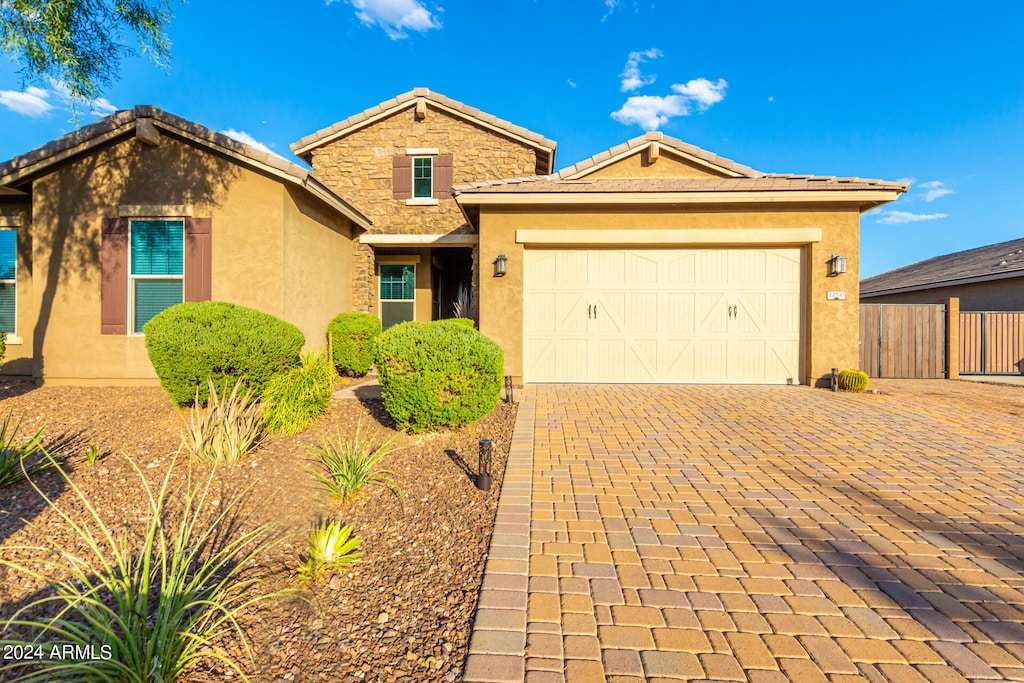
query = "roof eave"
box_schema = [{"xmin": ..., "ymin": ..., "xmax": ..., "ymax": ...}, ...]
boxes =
[
  {"xmin": 861, "ymin": 269, "xmax": 1024, "ymax": 298},
  {"xmin": 454, "ymin": 189, "xmax": 906, "ymax": 206}
]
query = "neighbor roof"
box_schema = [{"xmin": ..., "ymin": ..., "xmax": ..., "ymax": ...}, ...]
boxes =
[
  {"xmin": 0, "ymin": 106, "xmax": 372, "ymax": 230},
  {"xmin": 861, "ymin": 237, "xmax": 1024, "ymax": 296},
  {"xmin": 290, "ymin": 88, "xmax": 557, "ymax": 173}
]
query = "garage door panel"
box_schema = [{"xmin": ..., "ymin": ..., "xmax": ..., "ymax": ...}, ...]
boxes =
[{"xmin": 523, "ymin": 247, "xmax": 802, "ymax": 383}]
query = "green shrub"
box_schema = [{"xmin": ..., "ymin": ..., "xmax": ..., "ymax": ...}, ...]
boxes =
[
  {"xmin": 437, "ymin": 317, "xmax": 476, "ymax": 329},
  {"xmin": 374, "ymin": 320, "xmax": 503, "ymax": 432},
  {"xmin": 0, "ymin": 409, "xmax": 49, "ymax": 489},
  {"xmin": 262, "ymin": 347, "xmax": 336, "ymax": 435},
  {"xmin": 298, "ymin": 521, "xmax": 361, "ymax": 584},
  {"xmin": 838, "ymin": 369, "xmax": 870, "ymax": 393},
  {"xmin": 182, "ymin": 378, "xmax": 263, "ymax": 464},
  {"xmin": 309, "ymin": 421, "xmax": 400, "ymax": 504},
  {"xmin": 0, "ymin": 456, "xmax": 285, "ymax": 681},
  {"xmin": 144, "ymin": 301, "xmax": 304, "ymax": 406},
  {"xmin": 327, "ymin": 312, "xmax": 381, "ymax": 376},
  {"xmin": 0, "ymin": 331, "xmax": 6, "ymax": 367}
]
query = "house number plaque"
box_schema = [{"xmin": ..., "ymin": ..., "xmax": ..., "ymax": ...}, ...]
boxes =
[{"xmin": 827, "ymin": 291, "xmax": 846, "ymax": 300}]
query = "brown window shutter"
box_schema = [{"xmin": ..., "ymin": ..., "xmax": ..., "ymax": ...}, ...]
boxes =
[
  {"xmin": 433, "ymin": 154, "xmax": 453, "ymax": 198},
  {"xmin": 100, "ymin": 217, "xmax": 129, "ymax": 334},
  {"xmin": 392, "ymin": 156, "xmax": 412, "ymax": 199},
  {"xmin": 184, "ymin": 218, "xmax": 212, "ymax": 302}
]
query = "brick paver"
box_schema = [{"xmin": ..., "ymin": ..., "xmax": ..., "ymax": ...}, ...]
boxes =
[{"xmin": 465, "ymin": 380, "xmax": 1024, "ymax": 681}]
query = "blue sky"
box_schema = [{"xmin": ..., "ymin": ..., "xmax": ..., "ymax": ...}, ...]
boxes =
[{"xmin": 1, "ymin": 0, "xmax": 1021, "ymax": 278}]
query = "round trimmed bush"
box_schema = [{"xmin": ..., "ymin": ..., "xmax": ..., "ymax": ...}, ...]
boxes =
[
  {"xmin": 375, "ymin": 320, "xmax": 503, "ymax": 432},
  {"xmin": 144, "ymin": 301, "xmax": 304, "ymax": 406},
  {"xmin": 838, "ymin": 369, "xmax": 870, "ymax": 393},
  {"xmin": 327, "ymin": 312, "xmax": 381, "ymax": 376}
]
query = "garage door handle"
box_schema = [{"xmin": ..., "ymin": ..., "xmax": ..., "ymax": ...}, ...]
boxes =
[
  {"xmin": 594, "ymin": 305, "xmax": 598, "ymax": 319},
  {"xmin": 587, "ymin": 304, "xmax": 592, "ymax": 319}
]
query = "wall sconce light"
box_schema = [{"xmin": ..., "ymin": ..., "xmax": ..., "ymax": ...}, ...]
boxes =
[
  {"xmin": 828, "ymin": 253, "xmax": 847, "ymax": 277},
  {"xmin": 494, "ymin": 254, "xmax": 507, "ymax": 277}
]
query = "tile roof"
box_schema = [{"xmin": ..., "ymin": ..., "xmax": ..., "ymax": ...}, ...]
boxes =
[
  {"xmin": 290, "ymin": 88, "xmax": 557, "ymax": 168},
  {"xmin": 861, "ymin": 237, "xmax": 1024, "ymax": 295},
  {"xmin": 453, "ymin": 175, "xmax": 908, "ymax": 194},
  {"xmin": 0, "ymin": 106, "xmax": 371, "ymax": 229},
  {"xmin": 557, "ymin": 132, "xmax": 761, "ymax": 179}
]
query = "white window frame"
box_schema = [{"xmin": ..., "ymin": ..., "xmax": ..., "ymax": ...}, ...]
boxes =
[
  {"xmin": 128, "ymin": 218, "xmax": 185, "ymax": 337},
  {"xmin": 0, "ymin": 228, "xmax": 18, "ymax": 344},
  {"xmin": 378, "ymin": 261, "xmax": 416, "ymax": 329},
  {"xmin": 411, "ymin": 156, "xmax": 433, "ymax": 200}
]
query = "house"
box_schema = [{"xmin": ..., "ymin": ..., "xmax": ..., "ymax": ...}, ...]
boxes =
[
  {"xmin": 0, "ymin": 89, "xmax": 907, "ymax": 387},
  {"xmin": 0, "ymin": 107, "xmax": 369, "ymax": 384},
  {"xmin": 861, "ymin": 238, "xmax": 1024, "ymax": 310}
]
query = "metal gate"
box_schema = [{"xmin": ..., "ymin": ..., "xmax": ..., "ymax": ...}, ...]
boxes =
[
  {"xmin": 960, "ymin": 312, "xmax": 1024, "ymax": 375},
  {"xmin": 860, "ymin": 303, "xmax": 947, "ymax": 378}
]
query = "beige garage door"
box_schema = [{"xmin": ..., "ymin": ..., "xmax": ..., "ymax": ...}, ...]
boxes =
[{"xmin": 523, "ymin": 248, "xmax": 802, "ymax": 383}]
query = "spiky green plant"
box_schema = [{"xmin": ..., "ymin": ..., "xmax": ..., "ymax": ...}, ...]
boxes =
[
  {"xmin": 0, "ymin": 455, "xmax": 287, "ymax": 682},
  {"xmin": 0, "ymin": 409, "xmax": 48, "ymax": 489},
  {"xmin": 298, "ymin": 521, "xmax": 361, "ymax": 583},
  {"xmin": 85, "ymin": 445, "xmax": 99, "ymax": 466},
  {"xmin": 838, "ymin": 369, "xmax": 870, "ymax": 393},
  {"xmin": 262, "ymin": 347, "xmax": 336, "ymax": 436},
  {"xmin": 309, "ymin": 422, "xmax": 401, "ymax": 505},
  {"xmin": 182, "ymin": 377, "xmax": 262, "ymax": 464}
]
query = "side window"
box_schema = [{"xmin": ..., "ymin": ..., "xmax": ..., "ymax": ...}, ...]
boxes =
[
  {"xmin": 413, "ymin": 157, "xmax": 432, "ymax": 198},
  {"xmin": 379, "ymin": 263, "xmax": 415, "ymax": 330},
  {"xmin": 130, "ymin": 219, "xmax": 184, "ymax": 333},
  {"xmin": 0, "ymin": 229, "xmax": 15, "ymax": 335}
]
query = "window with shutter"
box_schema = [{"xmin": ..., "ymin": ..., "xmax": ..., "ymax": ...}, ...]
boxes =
[
  {"xmin": 130, "ymin": 219, "xmax": 184, "ymax": 333},
  {"xmin": 0, "ymin": 230, "xmax": 15, "ymax": 334}
]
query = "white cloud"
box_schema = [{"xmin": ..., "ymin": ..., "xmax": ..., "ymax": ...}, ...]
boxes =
[
  {"xmin": 768, "ymin": 96, "xmax": 775, "ymax": 103},
  {"xmin": 620, "ymin": 48, "xmax": 662, "ymax": 92},
  {"xmin": 336, "ymin": 0, "xmax": 441, "ymax": 39},
  {"xmin": 919, "ymin": 180, "xmax": 953, "ymax": 202},
  {"xmin": 602, "ymin": 0, "xmax": 618, "ymax": 21},
  {"xmin": 567, "ymin": 79, "xmax": 577, "ymax": 89},
  {"xmin": 0, "ymin": 86, "xmax": 54, "ymax": 117},
  {"xmin": 220, "ymin": 128, "xmax": 274, "ymax": 154},
  {"xmin": 671, "ymin": 78, "xmax": 727, "ymax": 111},
  {"xmin": 611, "ymin": 94, "xmax": 688, "ymax": 130},
  {"xmin": 876, "ymin": 210, "xmax": 950, "ymax": 225},
  {"xmin": 1, "ymin": 81, "xmax": 120, "ymax": 118}
]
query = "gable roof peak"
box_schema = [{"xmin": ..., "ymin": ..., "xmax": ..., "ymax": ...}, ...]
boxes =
[{"xmin": 290, "ymin": 88, "xmax": 557, "ymax": 172}]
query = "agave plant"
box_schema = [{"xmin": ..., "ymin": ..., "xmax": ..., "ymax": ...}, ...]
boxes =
[
  {"xmin": 0, "ymin": 408, "xmax": 48, "ymax": 489},
  {"xmin": 451, "ymin": 283, "xmax": 471, "ymax": 319},
  {"xmin": 182, "ymin": 378, "xmax": 262, "ymax": 464},
  {"xmin": 298, "ymin": 520, "xmax": 361, "ymax": 583},
  {"xmin": 0, "ymin": 455, "xmax": 286, "ymax": 682},
  {"xmin": 309, "ymin": 421, "xmax": 401, "ymax": 504}
]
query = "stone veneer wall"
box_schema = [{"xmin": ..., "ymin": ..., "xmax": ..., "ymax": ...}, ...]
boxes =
[{"xmin": 309, "ymin": 105, "xmax": 542, "ymax": 313}]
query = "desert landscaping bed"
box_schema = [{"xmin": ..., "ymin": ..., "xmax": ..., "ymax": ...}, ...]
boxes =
[{"xmin": 0, "ymin": 379, "xmax": 515, "ymax": 682}]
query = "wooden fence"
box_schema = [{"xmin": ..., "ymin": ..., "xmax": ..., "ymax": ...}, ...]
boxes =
[
  {"xmin": 960, "ymin": 312, "xmax": 1024, "ymax": 375},
  {"xmin": 859, "ymin": 303, "xmax": 946, "ymax": 379}
]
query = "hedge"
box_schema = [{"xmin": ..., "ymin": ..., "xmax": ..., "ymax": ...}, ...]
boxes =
[
  {"xmin": 144, "ymin": 301, "xmax": 304, "ymax": 406},
  {"xmin": 375, "ymin": 320, "xmax": 502, "ymax": 432},
  {"xmin": 326, "ymin": 312, "xmax": 381, "ymax": 376}
]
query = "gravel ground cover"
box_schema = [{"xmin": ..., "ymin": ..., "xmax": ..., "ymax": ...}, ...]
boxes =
[{"xmin": 0, "ymin": 379, "xmax": 515, "ymax": 682}]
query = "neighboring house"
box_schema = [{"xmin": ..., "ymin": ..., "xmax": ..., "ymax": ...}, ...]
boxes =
[
  {"xmin": 0, "ymin": 107, "xmax": 369, "ymax": 384},
  {"xmin": 0, "ymin": 89, "xmax": 907, "ymax": 387},
  {"xmin": 861, "ymin": 238, "xmax": 1024, "ymax": 310}
]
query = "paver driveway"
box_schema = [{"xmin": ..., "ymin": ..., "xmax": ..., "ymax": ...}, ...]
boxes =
[{"xmin": 464, "ymin": 380, "xmax": 1024, "ymax": 682}]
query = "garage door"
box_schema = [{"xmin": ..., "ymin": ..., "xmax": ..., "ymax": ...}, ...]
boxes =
[{"xmin": 523, "ymin": 248, "xmax": 802, "ymax": 383}]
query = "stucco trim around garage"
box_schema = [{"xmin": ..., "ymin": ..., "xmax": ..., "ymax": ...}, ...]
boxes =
[
  {"xmin": 515, "ymin": 227, "xmax": 822, "ymax": 246},
  {"xmin": 358, "ymin": 233, "xmax": 479, "ymax": 246}
]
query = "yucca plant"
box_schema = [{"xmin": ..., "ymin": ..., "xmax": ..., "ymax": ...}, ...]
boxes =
[
  {"xmin": 182, "ymin": 377, "xmax": 262, "ymax": 464},
  {"xmin": 298, "ymin": 520, "xmax": 361, "ymax": 584},
  {"xmin": 0, "ymin": 455, "xmax": 287, "ymax": 682},
  {"xmin": 309, "ymin": 422, "xmax": 401, "ymax": 505},
  {"xmin": 0, "ymin": 408, "xmax": 48, "ymax": 489},
  {"xmin": 262, "ymin": 347, "xmax": 336, "ymax": 436}
]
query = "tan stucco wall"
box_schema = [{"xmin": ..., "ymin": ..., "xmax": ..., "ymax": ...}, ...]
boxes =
[
  {"xmin": 862, "ymin": 278, "xmax": 1024, "ymax": 311},
  {"xmin": 282, "ymin": 187, "xmax": 354, "ymax": 350},
  {"xmin": 477, "ymin": 205, "xmax": 861, "ymax": 386},
  {"xmin": 22, "ymin": 135, "xmax": 353, "ymax": 384},
  {"xmin": 309, "ymin": 104, "xmax": 542, "ymax": 312},
  {"xmin": 586, "ymin": 150, "xmax": 727, "ymax": 179}
]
